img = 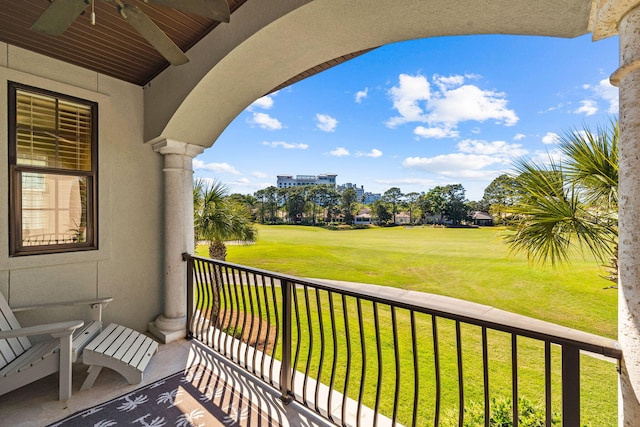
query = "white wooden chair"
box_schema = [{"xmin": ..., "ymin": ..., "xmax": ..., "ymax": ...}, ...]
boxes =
[{"xmin": 0, "ymin": 292, "xmax": 112, "ymax": 401}]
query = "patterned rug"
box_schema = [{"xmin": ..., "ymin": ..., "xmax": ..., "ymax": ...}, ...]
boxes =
[{"xmin": 48, "ymin": 364, "xmax": 272, "ymax": 426}]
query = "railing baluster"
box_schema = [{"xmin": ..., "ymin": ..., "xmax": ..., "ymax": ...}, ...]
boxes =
[
  {"xmin": 373, "ymin": 301, "xmax": 382, "ymax": 427},
  {"xmin": 482, "ymin": 326, "xmax": 489, "ymax": 427},
  {"xmin": 512, "ymin": 334, "xmax": 519, "ymax": 427},
  {"xmin": 433, "ymin": 315, "xmax": 441, "ymax": 427},
  {"xmin": 291, "ymin": 282, "xmax": 302, "ymax": 394},
  {"xmin": 251, "ymin": 273, "xmax": 264, "ymax": 375},
  {"xmin": 234, "ymin": 268, "xmax": 246, "ymax": 364},
  {"xmin": 562, "ymin": 345, "xmax": 580, "ymax": 427},
  {"xmin": 327, "ymin": 291, "xmax": 338, "ymax": 422},
  {"xmin": 184, "ymin": 253, "xmax": 194, "ymax": 339},
  {"xmin": 411, "ymin": 311, "xmax": 418, "ymax": 427},
  {"xmin": 302, "ymin": 285, "xmax": 313, "ymax": 407},
  {"xmin": 198, "ymin": 260, "xmax": 210, "ymax": 344},
  {"xmin": 456, "ymin": 320, "xmax": 464, "ymax": 427},
  {"xmin": 342, "ymin": 294, "xmax": 351, "ymax": 427},
  {"xmin": 259, "ymin": 274, "xmax": 272, "ymax": 381},
  {"xmin": 356, "ymin": 298, "xmax": 366, "ymax": 427},
  {"xmin": 314, "ymin": 288, "xmax": 325, "ymax": 414},
  {"xmin": 220, "ymin": 265, "xmax": 232, "ymax": 355},
  {"xmin": 196, "ymin": 258, "xmax": 206, "ymax": 340},
  {"xmin": 545, "ymin": 341, "xmax": 552, "ymax": 427},
  {"xmin": 391, "ymin": 306, "xmax": 400, "ymax": 427},
  {"xmin": 280, "ymin": 279, "xmax": 293, "ymax": 403},
  {"xmin": 243, "ymin": 270, "xmax": 255, "ymax": 369},
  {"xmin": 268, "ymin": 276, "xmax": 280, "ymax": 387}
]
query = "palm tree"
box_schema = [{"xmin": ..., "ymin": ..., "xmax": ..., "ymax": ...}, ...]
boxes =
[
  {"xmin": 194, "ymin": 178, "xmax": 257, "ymax": 260},
  {"xmin": 505, "ymin": 121, "xmax": 618, "ymax": 280}
]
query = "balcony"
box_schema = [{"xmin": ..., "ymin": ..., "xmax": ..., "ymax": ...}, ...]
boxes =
[
  {"xmin": 184, "ymin": 255, "xmax": 621, "ymax": 426},
  {"xmin": 0, "ymin": 255, "xmax": 621, "ymax": 426}
]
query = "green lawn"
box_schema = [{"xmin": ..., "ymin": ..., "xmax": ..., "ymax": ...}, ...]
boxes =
[
  {"xmin": 198, "ymin": 224, "xmax": 618, "ymax": 426},
  {"xmin": 223, "ymin": 225, "xmax": 616, "ymax": 338}
]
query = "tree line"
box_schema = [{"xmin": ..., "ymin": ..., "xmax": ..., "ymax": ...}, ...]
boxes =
[{"xmin": 250, "ymin": 183, "xmax": 485, "ymax": 226}]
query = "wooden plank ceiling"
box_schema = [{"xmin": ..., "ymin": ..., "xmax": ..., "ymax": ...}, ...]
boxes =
[{"xmin": 0, "ymin": 0, "xmax": 372, "ymax": 89}]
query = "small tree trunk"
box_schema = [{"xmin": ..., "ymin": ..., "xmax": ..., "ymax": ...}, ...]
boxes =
[{"xmin": 208, "ymin": 241, "xmax": 227, "ymax": 261}]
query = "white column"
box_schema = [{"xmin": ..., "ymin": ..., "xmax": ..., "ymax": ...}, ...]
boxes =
[
  {"xmin": 615, "ymin": 7, "xmax": 640, "ymax": 425},
  {"xmin": 600, "ymin": 2, "xmax": 640, "ymax": 425},
  {"xmin": 149, "ymin": 139, "xmax": 204, "ymax": 343}
]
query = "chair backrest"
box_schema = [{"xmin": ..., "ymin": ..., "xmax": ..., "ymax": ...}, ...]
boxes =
[{"xmin": 0, "ymin": 292, "xmax": 32, "ymax": 369}]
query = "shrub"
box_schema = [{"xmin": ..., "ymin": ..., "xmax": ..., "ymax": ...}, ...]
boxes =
[{"xmin": 441, "ymin": 396, "xmax": 561, "ymax": 427}]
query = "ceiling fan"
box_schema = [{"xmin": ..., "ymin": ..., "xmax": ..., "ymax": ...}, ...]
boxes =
[{"xmin": 31, "ymin": 0, "xmax": 231, "ymax": 66}]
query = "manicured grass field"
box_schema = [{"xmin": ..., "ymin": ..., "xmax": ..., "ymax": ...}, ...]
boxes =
[
  {"xmin": 198, "ymin": 224, "xmax": 618, "ymax": 425},
  {"xmin": 223, "ymin": 225, "xmax": 616, "ymax": 338}
]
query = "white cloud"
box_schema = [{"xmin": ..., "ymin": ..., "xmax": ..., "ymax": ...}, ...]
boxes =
[
  {"xmin": 248, "ymin": 112, "xmax": 283, "ymax": 130},
  {"xmin": 400, "ymin": 137, "xmax": 525, "ymax": 181},
  {"xmin": 531, "ymin": 148, "xmax": 564, "ymax": 165},
  {"xmin": 329, "ymin": 147, "xmax": 350, "ymax": 157},
  {"xmin": 193, "ymin": 159, "xmax": 240, "ymax": 175},
  {"xmin": 540, "ymin": 103, "xmax": 564, "ymax": 113},
  {"xmin": 355, "ymin": 88, "xmax": 368, "ymax": 103},
  {"xmin": 514, "ymin": 133, "xmax": 526, "ymax": 141},
  {"xmin": 594, "ymin": 78, "xmax": 619, "ymax": 114},
  {"xmin": 230, "ymin": 177, "xmax": 251, "ymax": 185},
  {"xmin": 316, "ymin": 114, "xmax": 339, "ymax": 132},
  {"xmin": 542, "ymin": 132, "xmax": 560, "ymax": 145},
  {"xmin": 376, "ymin": 177, "xmax": 435, "ymax": 187},
  {"xmin": 252, "ymin": 171, "xmax": 269, "ymax": 178},
  {"xmin": 457, "ymin": 139, "xmax": 527, "ymax": 157},
  {"xmin": 573, "ymin": 129, "xmax": 591, "ymax": 140},
  {"xmin": 428, "ymin": 85, "xmax": 518, "ymax": 125},
  {"xmin": 386, "ymin": 73, "xmax": 518, "ymax": 135},
  {"xmin": 386, "ymin": 74, "xmax": 432, "ymax": 127},
  {"xmin": 249, "ymin": 95, "xmax": 275, "ymax": 110},
  {"xmin": 356, "ymin": 148, "xmax": 383, "ymax": 158},
  {"xmin": 574, "ymin": 99, "xmax": 598, "ymax": 116},
  {"xmin": 262, "ymin": 141, "xmax": 309, "ymax": 149},
  {"xmin": 414, "ymin": 125, "xmax": 459, "ymax": 139},
  {"xmin": 574, "ymin": 78, "xmax": 619, "ymax": 117},
  {"xmin": 402, "ymin": 153, "xmax": 506, "ymax": 179},
  {"xmin": 432, "ymin": 74, "xmax": 465, "ymax": 91}
]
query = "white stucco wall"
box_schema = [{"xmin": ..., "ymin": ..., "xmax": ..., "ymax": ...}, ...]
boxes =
[{"xmin": 0, "ymin": 44, "xmax": 164, "ymax": 332}]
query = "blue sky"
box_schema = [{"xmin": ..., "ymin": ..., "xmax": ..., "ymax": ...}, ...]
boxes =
[{"xmin": 193, "ymin": 34, "xmax": 619, "ymax": 201}]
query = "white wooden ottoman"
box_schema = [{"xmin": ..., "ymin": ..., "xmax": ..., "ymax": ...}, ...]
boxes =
[{"xmin": 81, "ymin": 323, "xmax": 158, "ymax": 390}]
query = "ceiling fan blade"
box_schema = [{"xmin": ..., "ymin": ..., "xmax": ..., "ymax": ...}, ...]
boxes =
[
  {"xmin": 31, "ymin": 0, "xmax": 90, "ymax": 36},
  {"xmin": 119, "ymin": 4, "xmax": 189, "ymax": 66},
  {"xmin": 144, "ymin": 0, "xmax": 230, "ymax": 23}
]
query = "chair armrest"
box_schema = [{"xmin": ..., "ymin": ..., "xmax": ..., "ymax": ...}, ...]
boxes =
[
  {"xmin": 12, "ymin": 297, "xmax": 113, "ymax": 322},
  {"xmin": 0, "ymin": 320, "xmax": 84, "ymax": 339},
  {"xmin": 12, "ymin": 297, "xmax": 113, "ymax": 312}
]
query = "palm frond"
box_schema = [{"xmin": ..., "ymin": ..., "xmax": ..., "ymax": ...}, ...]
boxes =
[{"xmin": 506, "ymin": 151, "xmax": 617, "ymax": 266}]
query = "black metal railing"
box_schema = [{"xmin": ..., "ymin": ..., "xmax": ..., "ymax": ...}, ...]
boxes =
[{"xmin": 184, "ymin": 253, "xmax": 621, "ymax": 427}]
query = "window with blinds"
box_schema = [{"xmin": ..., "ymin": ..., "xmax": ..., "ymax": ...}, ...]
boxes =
[{"xmin": 9, "ymin": 82, "xmax": 97, "ymax": 255}]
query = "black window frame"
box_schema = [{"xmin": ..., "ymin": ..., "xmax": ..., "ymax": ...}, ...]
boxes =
[{"xmin": 8, "ymin": 82, "xmax": 98, "ymax": 256}]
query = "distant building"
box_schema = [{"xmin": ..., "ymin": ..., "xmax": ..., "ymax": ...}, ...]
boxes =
[
  {"xmin": 337, "ymin": 183, "xmax": 365, "ymax": 200},
  {"xmin": 363, "ymin": 192, "xmax": 381, "ymax": 204},
  {"xmin": 472, "ymin": 211, "xmax": 494, "ymax": 226},
  {"xmin": 277, "ymin": 173, "xmax": 337, "ymax": 188},
  {"xmin": 354, "ymin": 208, "xmax": 372, "ymax": 225},
  {"xmin": 395, "ymin": 212, "xmax": 411, "ymax": 225}
]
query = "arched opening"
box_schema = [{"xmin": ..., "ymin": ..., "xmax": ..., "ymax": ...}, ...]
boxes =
[{"xmin": 190, "ymin": 32, "xmax": 620, "ymax": 425}]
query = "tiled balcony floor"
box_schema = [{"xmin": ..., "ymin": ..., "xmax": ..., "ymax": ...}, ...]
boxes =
[{"xmin": 0, "ymin": 338, "xmax": 333, "ymax": 427}]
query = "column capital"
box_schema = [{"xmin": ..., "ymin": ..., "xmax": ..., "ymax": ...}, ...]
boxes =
[
  {"xmin": 590, "ymin": 0, "xmax": 640, "ymax": 40},
  {"xmin": 152, "ymin": 138, "xmax": 205, "ymax": 158}
]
